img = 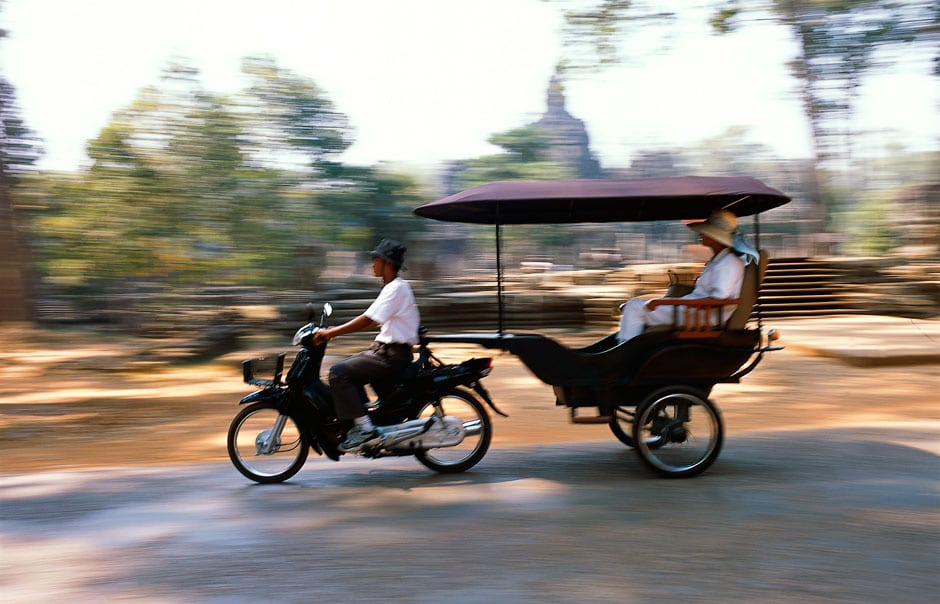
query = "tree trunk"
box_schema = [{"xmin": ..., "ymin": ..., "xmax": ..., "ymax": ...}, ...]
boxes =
[
  {"xmin": 784, "ymin": 0, "xmax": 830, "ymax": 233},
  {"xmin": 0, "ymin": 159, "xmax": 32, "ymax": 322}
]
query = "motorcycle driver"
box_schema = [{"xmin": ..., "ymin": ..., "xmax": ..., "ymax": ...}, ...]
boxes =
[{"xmin": 313, "ymin": 238, "xmax": 420, "ymax": 451}]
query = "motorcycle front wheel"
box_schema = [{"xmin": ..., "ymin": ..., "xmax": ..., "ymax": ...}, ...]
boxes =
[
  {"xmin": 413, "ymin": 387, "xmax": 492, "ymax": 474},
  {"xmin": 227, "ymin": 401, "xmax": 309, "ymax": 483}
]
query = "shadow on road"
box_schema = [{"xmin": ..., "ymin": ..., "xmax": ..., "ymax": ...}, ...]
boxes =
[{"xmin": 3, "ymin": 427, "xmax": 937, "ymax": 603}]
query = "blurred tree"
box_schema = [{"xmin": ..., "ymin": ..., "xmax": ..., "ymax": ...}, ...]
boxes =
[
  {"xmin": 0, "ymin": 8, "xmax": 43, "ymax": 321},
  {"xmin": 71, "ymin": 62, "xmax": 253, "ymax": 285},
  {"xmin": 28, "ymin": 55, "xmax": 430, "ymax": 294},
  {"xmin": 453, "ymin": 125, "xmax": 574, "ymax": 188},
  {"xmin": 710, "ymin": 0, "xmax": 937, "ymax": 227},
  {"xmin": 31, "ymin": 60, "xmax": 282, "ymax": 290},
  {"xmin": 0, "ymin": 80, "xmax": 42, "ymax": 178},
  {"xmin": 685, "ymin": 126, "xmax": 777, "ymax": 177},
  {"xmin": 837, "ymin": 190, "xmax": 902, "ymax": 255},
  {"xmin": 238, "ymin": 56, "xmax": 427, "ymax": 275},
  {"xmin": 550, "ymin": 0, "xmax": 676, "ymax": 70},
  {"xmin": 239, "ymin": 55, "xmax": 352, "ymax": 173},
  {"xmin": 547, "ymin": 0, "xmax": 937, "ymax": 236},
  {"xmin": 625, "ymin": 149, "xmax": 689, "ymax": 177},
  {"xmin": 313, "ymin": 162, "xmax": 427, "ymax": 253},
  {"xmin": 448, "ymin": 125, "xmax": 577, "ymax": 257}
]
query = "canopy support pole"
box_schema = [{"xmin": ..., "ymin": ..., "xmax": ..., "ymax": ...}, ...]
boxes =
[
  {"xmin": 754, "ymin": 213, "xmax": 763, "ymax": 331},
  {"xmin": 496, "ymin": 222, "xmax": 504, "ymax": 336}
]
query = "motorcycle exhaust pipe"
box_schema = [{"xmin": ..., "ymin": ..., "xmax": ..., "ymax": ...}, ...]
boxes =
[
  {"xmin": 462, "ymin": 419, "xmax": 482, "ymax": 436},
  {"xmin": 379, "ymin": 416, "xmax": 470, "ymax": 450},
  {"xmin": 380, "ymin": 417, "xmax": 435, "ymax": 447}
]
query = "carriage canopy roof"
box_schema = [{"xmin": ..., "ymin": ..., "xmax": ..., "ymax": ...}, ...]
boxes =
[{"xmin": 414, "ymin": 176, "xmax": 791, "ymax": 225}]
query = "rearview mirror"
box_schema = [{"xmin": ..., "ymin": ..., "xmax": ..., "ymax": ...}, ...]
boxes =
[{"xmin": 320, "ymin": 302, "xmax": 333, "ymax": 328}]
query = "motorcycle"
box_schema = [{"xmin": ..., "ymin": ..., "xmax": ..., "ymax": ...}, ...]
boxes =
[{"xmin": 226, "ymin": 303, "xmax": 505, "ymax": 483}]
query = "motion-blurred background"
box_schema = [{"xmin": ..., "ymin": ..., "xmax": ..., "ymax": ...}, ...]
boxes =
[{"xmin": 1, "ymin": 0, "xmax": 937, "ymax": 347}]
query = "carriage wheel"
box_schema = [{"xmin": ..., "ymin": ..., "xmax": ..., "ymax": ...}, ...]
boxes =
[
  {"xmin": 632, "ymin": 386, "xmax": 723, "ymax": 478},
  {"xmin": 608, "ymin": 406, "xmax": 636, "ymax": 448}
]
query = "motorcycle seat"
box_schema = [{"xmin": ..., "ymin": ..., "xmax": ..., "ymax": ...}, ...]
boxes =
[{"xmin": 370, "ymin": 359, "xmax": 421, "ymax": 399}]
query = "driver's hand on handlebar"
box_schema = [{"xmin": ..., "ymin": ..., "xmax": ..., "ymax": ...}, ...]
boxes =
[{"xmin": 312, "ymin": 328, "xmax": 332, "ymax": 346}]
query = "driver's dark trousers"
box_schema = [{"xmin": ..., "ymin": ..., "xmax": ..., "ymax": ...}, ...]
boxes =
[{"xmin": 329, "ymin": 341, "xmax": 413, "ymax": 420}]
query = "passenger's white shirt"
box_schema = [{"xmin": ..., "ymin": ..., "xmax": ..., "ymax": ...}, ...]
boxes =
[
  {"xmin": 365, "ymin": 277, "xmax": 420, "ymax": 345},
  {"xmin": 684, "ymin": 248, "xmax": 745, "ymax": 301},
  {"xmin": 618, "ymin": 248, "xmax": 744, "ymax": 342}
]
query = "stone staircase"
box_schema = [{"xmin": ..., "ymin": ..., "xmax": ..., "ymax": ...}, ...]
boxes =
[{"xmin": 757, "ymin": 257, "xmax": 861, "ymax": 318}]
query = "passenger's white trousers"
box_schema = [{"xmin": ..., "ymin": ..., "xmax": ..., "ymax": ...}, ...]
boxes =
[{"xmin": 617, "ymin": 298, "xmax": 679, "ymax": 342}]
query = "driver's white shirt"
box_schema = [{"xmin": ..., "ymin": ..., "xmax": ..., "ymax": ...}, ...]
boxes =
[{"xmin": 365, "ymin": 277, "xmax": 420, "ymax": 345}]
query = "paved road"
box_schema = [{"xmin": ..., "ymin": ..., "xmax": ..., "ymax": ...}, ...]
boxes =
[
  {"xmin": 2, "ymin": 425, "xmax": 937, "ymax": 603},
  {"xmin": 2, "ymin": 316, "xmax": 938, "ymax": 602}
]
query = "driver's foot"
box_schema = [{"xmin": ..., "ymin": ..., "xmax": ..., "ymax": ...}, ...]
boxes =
[{"xmin": 339, "ymin": 426, "xmax": 382, "ymax": 452}]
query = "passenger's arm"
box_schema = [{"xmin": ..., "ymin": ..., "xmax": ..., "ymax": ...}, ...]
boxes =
[
  {"xmin": 646, "ymin": 297, "xmax": 740, "ymax": 310},
  {"xmin": 646, "ymin": 297, "xmax": 741, "ymax": 337}
]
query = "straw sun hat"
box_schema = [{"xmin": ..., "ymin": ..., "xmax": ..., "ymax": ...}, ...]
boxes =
[{"xmin": 687, "ymin": 209, "xmax": 737, "ymax": 248}]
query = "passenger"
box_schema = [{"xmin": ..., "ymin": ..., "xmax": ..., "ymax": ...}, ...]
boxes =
[
  {"xmin": 314, "ymin": 238, "xmax": 420, "ymax": 451},
  {"xmin": 618, "ymin": 209, "xmax": 745, "ymax": 342}
]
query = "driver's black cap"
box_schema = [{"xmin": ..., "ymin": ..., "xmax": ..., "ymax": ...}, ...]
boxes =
[{"xmin": 370, "ymin": 238, "xmax": 406, "ymax": 269}]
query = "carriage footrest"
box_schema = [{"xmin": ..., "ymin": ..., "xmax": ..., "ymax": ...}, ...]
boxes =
[
  {"xmin": 570, "ymin": 409, "xmax": 612, "ymax": 424},
  {"xmin": 571, "ymin": 416, "xmax": 612, "ymax": 424}
]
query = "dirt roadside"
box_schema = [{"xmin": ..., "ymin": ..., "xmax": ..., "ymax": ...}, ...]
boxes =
[{"xmin": 1, "ymin": 325, "xmax": 937, "ymax": 474}]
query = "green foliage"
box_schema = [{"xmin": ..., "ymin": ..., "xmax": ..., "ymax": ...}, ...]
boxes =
[
  {"xmin": 835, "ymin": 191, "xmax": 902, "ymax": 256},
  {"xmin": 1, "ymin": 0, "xmax": 42, "ymax": 180},
  {"xmin": 15, "ymin": 35, "xmax": 938, "ymax": 299},
  {"xmin": 686, "ymin": 127, "xmax": 779, "ymax": 177},
  {"xmin": 773, "ymin": 0, "xmax": 934, "ymax": 155},
  {"xmin": 453, "ymin": 125, "xmax": 573, "ymax": 189},
  {"xmin": 709, "ymin": 5, "xmax": 742, "ymax": 34},
  {"xmin": 239, "ymin": 55, "xmax": 352, "ymax": 171},
  {"xmin": 447, "ymin": 125, "xmax": 577, "ymax": 254},
  {"xmin": 24, "ymin": 56, "xmax": 421, "ymax": 293},
  {"xmin": 707, "ymin": 0, "xmax": 938, "ymax": 224},
  {"xmin": 312, "ymin": 161, "xmax": 426, "ymax": 251},
  {"xmin": 547, "ymin": 0, "xmax": 937, "ymax": 227},
  {"xmin": 0, "ymin": 77, "xmax": 43, "ymax": 180},
  {"xmin": 552, "ymin": 0, "xmax": 675, "ymax": 70}
]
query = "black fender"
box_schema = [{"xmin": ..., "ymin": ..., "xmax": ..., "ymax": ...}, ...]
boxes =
[
  {"xmin": 470, "ymin": 380, "xmax": 508, "ymax": 417},
  {"xmin": 408, "ymin": 380, "xmax": 506, "ymax": 418},
  {"xmin": 237, "ymin": 388, "xmax": 327, "ymax": 458},
  {"xmin": 239, "ymin": 387, "xmax": 287, "ymax": 407}
]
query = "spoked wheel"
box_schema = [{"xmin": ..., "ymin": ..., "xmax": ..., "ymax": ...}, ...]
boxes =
[
  {"xmin": 413, "ymin": 387, "xmax": 492, "ymax": 474},
  {"xmin": 609, "ymin": 405, "xmax": 636, "ymax": 448},
  {"xmin": 632, "ymin": 387, "xmax": 723, "ymax": 478},
  {"xmin": 227, "ymin": 402, "xmax": 309, "ymax": 483}
]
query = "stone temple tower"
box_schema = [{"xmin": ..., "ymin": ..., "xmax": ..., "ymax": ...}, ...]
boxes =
[{"xmin": 531, "ymin": 74, "xmax": 603, "ymax": 178}]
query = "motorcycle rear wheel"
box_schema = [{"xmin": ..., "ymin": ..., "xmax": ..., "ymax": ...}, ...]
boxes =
[
  {"xmin": 228, "ymin": 401, "xmax": 309, "ymax": 483},
  {"xmin": 413, "ymin": 388, "xmax": 491, "ymax": 474}
]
